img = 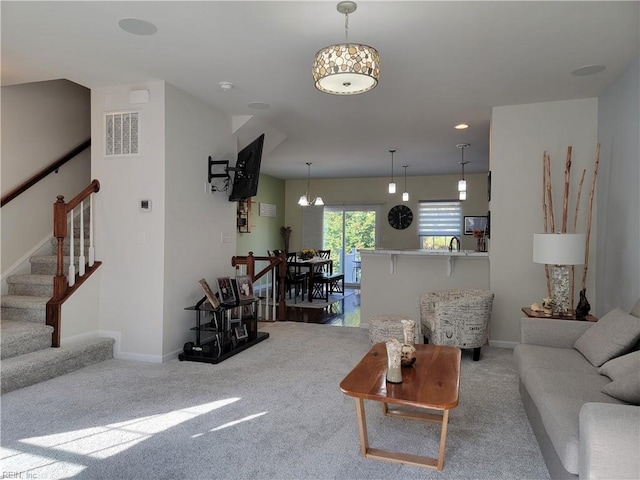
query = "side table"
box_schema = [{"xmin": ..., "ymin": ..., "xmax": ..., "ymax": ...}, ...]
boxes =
[{"xmin": 521, "ymin": 307, "xmax": 598, "ymax": 322}]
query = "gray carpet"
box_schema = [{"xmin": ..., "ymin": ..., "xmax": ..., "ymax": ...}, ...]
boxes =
[{"xmin": 0, "ymin": 322, "xmax": 550, "ymax": 480}]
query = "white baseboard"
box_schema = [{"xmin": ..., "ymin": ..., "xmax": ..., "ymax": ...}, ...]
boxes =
[{"xmin": 489, "ymin": 340, "xmax": 517, "ymax": 349}]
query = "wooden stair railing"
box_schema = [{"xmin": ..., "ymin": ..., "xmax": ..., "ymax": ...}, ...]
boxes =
[
  {"xmin": 1, "ymin": 138, "xmax": 91, "ymax": 207},
  {"xmin": 46, "ymin": 179, "xmax": 101, "ymax": 347},
  {"xmin": 231, "ymin": 252, "xmax": 287, "ymax": 321}
]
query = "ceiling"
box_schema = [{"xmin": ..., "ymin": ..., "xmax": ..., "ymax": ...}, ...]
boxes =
[{"xmin": 2, "ymin": 1, "xmax": 638, "ymax": 180}]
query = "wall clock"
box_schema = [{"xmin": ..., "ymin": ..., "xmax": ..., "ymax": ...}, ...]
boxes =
[{"xmin": 388, "ymin": 205, "xmax": 413, "ymax": 230}]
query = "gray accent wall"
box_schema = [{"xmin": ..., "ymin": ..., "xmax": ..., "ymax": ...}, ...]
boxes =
[{"xmin": 596, "ymin": 55, "xmax": 640, "ymax": 314}]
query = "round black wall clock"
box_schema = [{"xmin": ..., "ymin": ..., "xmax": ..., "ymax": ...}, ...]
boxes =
[{"xmin": 388, "ymin": 205, "xmax": 413, "ymax": 230}]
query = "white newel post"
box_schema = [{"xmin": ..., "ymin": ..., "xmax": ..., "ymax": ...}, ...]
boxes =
[
  {"xmin": 78, "ymin": 200, "xmax": 86, "ymax": 277},
  {"xmin": 88, "ymin": 194, "xmax": 95, "ymax": 267},
  {"xmin": 68, "ymin": 209, "xmax": 76, "ymax": 287}
]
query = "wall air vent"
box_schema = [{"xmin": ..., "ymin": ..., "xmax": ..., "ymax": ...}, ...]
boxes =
[{"xmin": 104, "ymin": 111, "xmax": 139, "ymax": 156}]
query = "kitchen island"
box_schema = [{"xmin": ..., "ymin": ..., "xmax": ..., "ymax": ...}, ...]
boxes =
[{"xmin": 359, "ymin": 249, "xmax": 490, "ymax": 338}]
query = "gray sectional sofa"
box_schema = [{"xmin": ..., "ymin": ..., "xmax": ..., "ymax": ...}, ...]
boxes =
[{"xmin": 514, "ymin": 301, "xmax": 640, "ymax": 480}]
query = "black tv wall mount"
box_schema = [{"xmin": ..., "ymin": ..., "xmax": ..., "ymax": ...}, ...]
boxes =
[{"xmin": 208, "ymin": 156, "xmax": 238, "ymax": 192}]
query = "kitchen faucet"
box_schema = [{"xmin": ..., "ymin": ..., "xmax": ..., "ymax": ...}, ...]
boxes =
[{"xmin": 449, "ymin": 236, "xmax": 461, "ymax": 252}]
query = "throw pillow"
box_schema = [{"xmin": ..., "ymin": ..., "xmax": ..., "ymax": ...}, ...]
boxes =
[
  {"xmin": 602, "ymin": 372, "xmax": 640, "ymax": 405},
  {"xmin": 631, "ymin": 298, "xmax": 640, "ymax": 318},
  {"xmin": 574, "ymin": 307, "xmax": 640, "ymax": 367},
  {"xmin": 599, "ymin": 351, "xmax": 640, "ymax": 380}
]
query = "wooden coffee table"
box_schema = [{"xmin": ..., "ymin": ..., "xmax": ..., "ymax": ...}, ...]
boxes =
[{"xmin": 339, "ymin": 342, "xmax": 461, "ymax": 471}]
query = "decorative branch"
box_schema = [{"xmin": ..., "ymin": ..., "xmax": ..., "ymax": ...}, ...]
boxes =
[
  {"xmin": 570, "ymin": 169, "xmax": 586, "ymax": 311},
  {"xmin": 545, "ymin": 152, "xmax": 555, "ymax": 233},
  {"xmin": 542, "ymin": 151, "xmax": 551, "ymax": 297},
  {"xmin": 582, "ymin": 144, "xmax": 600, "ymax": 291},
  {"xmin": 562, "ymin": 146, "xmax": 572, "ymax": 233},
  {"xmin": 573, "ymin": 169, "xmax": 586, "ymax": 233}
]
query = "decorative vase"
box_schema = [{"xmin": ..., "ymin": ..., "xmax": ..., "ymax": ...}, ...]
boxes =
[
  {"xmin": 385, "ymin": 339, "xmax": 403, "ymax": 383},
  {"xmin": 575, "ymin": 289, "xmax": 591, "ymax": 320},
  {"xmin": 400, "ymin": 319, "xmax": 417, "ymax": 367}
]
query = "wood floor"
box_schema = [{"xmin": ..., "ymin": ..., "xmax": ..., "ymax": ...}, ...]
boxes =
[{"xmin": 275, "ymin": 288, "xmax": 361, "ymax": 327}]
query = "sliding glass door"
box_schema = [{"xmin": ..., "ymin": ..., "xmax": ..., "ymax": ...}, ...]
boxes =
[{"xmin": 323, "ymin": 206, "xmax": 378, "ymax": 286}]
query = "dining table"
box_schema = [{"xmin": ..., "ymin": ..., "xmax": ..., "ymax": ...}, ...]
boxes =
[{"xmin": 289, "ymin": 257, "xmax": 333, "ymax": 302}]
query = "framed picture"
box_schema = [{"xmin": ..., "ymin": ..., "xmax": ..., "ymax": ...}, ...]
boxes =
[
  {"xmin": 487, "ymin": 170, "xmax": 492, "ymax": 202},
  {"xmin": 229, "ymin": 317, "xmax": 242, "ymax": 331},
  {"xmin": 234, "ymin": 324, "xmax": 248, "ymax": 340},
  {"xmin": 464, "ymin": 216, "xmax": 488, "ymax": 235},
  {"xmin": 216, "ymin": 277, "xmax": 237, "ymax": 305},
  {"xmin": 236, "ymin": 275, "xmax": 254, "ymax": 301},
  {"xmin": 198, "ymin": 278, "xmax": 220, "ymax": 309}
]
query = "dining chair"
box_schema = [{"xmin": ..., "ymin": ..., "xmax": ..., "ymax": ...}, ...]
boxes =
[
  {"xmin": 314, "ymin": 249, "xmax": 331, "ymax": 275},
  {"xmin": 285, "ymin": 252, "xmax": 306, "ymax": 302}
]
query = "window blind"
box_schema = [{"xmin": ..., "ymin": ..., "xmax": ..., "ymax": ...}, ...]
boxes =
[{"xmin": 418, "ymin": 201, "xmax": 461, "ymax": 236}]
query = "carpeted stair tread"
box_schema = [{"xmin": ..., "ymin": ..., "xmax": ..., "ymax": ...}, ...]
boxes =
[
  {"xmin": 1, "ymin": 295, "xmax": 48, "ymax": 322},
  {"xmin": 1, "ymin": 336, "xmax": 115, "ymax": 394},
  {"xmin": 29, "ymin": 255, "xmax": 78, "ymax": 275},
  {"xmin": 6, "ymin": 274, "xmax": 54, "ymax": 296},
  {"xmin": 1, "ymin": 295, "xmax": 49, "ymax": 309},
  {"xmin": 0, "ymin": 320, "xmax": 53, "ymax": 359},
  {"xmin": 7, "ymin": 274, "xmax": 53, "ymax": 285}
]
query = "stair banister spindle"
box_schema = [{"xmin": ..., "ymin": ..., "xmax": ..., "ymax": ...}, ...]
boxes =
[
  {"xmin": 53, "ymin": 195, "xmax": 68, "ymax": 300},
  {"xmin": 78, "ymin": 200, "xmax": 86, "ymax": 277},
  {"xmin": 88, "ymin": 193, "xmax": 95, "ymax": 267},
  {"xmin": 68, "ymin": 207, "xmax": 75, "ymax": 287}
]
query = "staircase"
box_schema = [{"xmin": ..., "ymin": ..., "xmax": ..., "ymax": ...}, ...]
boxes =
[{"xmin": 1, "ymin": 217, "xmax": 114, "ymax": 394}]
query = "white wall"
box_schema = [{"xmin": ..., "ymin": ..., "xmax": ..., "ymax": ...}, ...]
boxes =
[
  {"xmin": 596, "ymin": 55, "xmax": 640, "ymax": 314},
  {"xmin": 91, "ymin": 82, "xmax": 166, "ymax": 362},
  {"xmin": 490, "ymin": 98, "xmax": 598, "ymax": 343},
  {"xmin": 163, "ymin": 83, "xmax": 236, "ymax": 359},
  {"xmin": 1, "ymin": 80, "xmax": 90, "ymax": 277},
  {"xmin": 60, "ymin": 268, "xmax": 101, "ymax": 344}
]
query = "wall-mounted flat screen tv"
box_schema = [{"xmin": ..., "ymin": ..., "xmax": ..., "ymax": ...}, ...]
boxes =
[{"xmin": 229, "ymin": 134, "xmax": 265, "ymax": 202}]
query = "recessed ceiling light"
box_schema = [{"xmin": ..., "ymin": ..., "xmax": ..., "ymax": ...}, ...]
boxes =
[
  {"xmin": 455, "ymin": 124, "xmax": 469, "ymax": 130},
  {"xmin": 248, "ymin": 102, "xmax": 270, "ymax": 110},
  {"xmin": 118, "ymin": 18, "xmax": 157, "ymax": 36},
  {"xmin": 219, "ymin": 82, "xmax": 234, "ymax": 92},
  {"xmin": 571, "ymin": 64, "xmax": 606, "ymax": 76}
]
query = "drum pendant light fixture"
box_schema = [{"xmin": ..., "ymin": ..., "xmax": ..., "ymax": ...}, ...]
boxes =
[{"xmin": 312, "ymin": 1, "xmax": 380, "ymax": 95}]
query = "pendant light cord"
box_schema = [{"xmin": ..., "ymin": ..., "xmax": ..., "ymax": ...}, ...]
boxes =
[
  {"xmin": 344, "ymin": 10, "xmax": 349, "ymax": 43},
  {"xmin": 390, "ymin": 150, "xmax": 395, "ymax": 182}
]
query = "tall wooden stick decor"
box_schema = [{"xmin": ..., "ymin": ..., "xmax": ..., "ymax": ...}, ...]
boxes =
[
  {"xmin": 540, "ymin": 144, "xmax": 598, "ymax": 312},
  {"xmin": 582, "ymin": 144, "xmax": 600, "ymax": 290},
  {"xmin": 561, "ymin": 146, "xmax": 573, "ymax": 307},
  {"xmin": 570, "ymin": 169, "xmax": 586, "ymax": 310},
  {"xmin": 541, "ymin": 152, "xmax": 551, "ymax": 297}
]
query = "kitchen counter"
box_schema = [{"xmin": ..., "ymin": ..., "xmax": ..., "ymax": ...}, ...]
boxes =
[
  {"xmin": 359, "ymin": 249, "xmax": 488, "ymax": 276},
  {"xmin": 359, "ymin": 250, "xmax": 490, "ymax": 332}
]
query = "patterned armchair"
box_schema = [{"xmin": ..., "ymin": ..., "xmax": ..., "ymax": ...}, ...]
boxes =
[{"xmin": 419, "ymin": 289, "xmax": 494, "ymax": 361}]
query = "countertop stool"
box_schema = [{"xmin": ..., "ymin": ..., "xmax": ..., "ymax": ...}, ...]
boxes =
[{"xmin": 368, "ymin": 313, "xmax": 421, "ymax": 345}]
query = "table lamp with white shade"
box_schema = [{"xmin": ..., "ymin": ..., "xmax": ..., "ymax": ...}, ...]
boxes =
[{"xmin": 533, "ymin": 233, "xmax": 585, "ymax": 316}]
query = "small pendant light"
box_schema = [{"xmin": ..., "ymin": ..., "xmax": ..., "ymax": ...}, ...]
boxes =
[
  {"xmin": 457, "ymin": 143, "xmax": 469, "ymax": 201},
  {"xmin": 388, "ymin": 149, "xmax": 396, "ymax": 194},
  {"xmin": 402, "ymin": 165, "xmax": 409, "ymax": 201}
]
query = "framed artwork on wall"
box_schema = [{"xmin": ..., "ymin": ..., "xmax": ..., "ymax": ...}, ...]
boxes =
[{"xmin": 464, "ymin": 216, "xmax": 488, "ymax": 235}]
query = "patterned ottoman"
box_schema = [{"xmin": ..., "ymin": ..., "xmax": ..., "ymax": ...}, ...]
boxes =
[{"xmin": 368, "ymin": 314, "xmax": 421, "ymax": 345}]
